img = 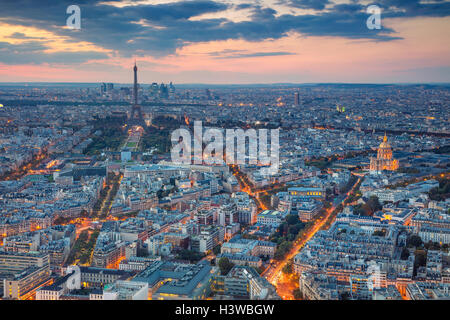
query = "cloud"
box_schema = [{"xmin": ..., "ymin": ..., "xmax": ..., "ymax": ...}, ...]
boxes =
[
  {"xmin": 210, "ymin": 50, "xmax": 297, "ymax": 59},
  {"xmin": 234, "ymin": 3, "xmax": 255, "ymax": 10},
  {"xmin": 0, "ymin": 41, "xmax": 47, "ymax": 52},
  {"xmin": 0, "ymin": 41, "xmax": 108, "ymax": 64},
  {"xmin": 279, "ymin": 0, "xmax": 331, "ymax": 11},
  {"xmin": 379, "ymin": 0, "xmax": 450, "ymax": 18},
  {"xmin": 8, "ymin": 32, "xmax": 45, "ymax": 40},
  {"xmin": 0, "ymin": 0, "xmax": 448, "ymax": 63}
]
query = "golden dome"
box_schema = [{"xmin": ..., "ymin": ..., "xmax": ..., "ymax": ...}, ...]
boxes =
[{"xmin": 379, "ymin": 134, "xmax": 391, "ymax": 149}]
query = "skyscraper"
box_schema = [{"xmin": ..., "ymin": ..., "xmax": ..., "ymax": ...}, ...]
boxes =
[
  {"xmin": 101, "ymin": 83, "xmax": 107, "ymax": 94},
  {"xmin": 150, "ymin": 83, "xmax": 159, "ymax": 97},
  {"xmin": 159, "ymin": 83, "xmax": 169, "ymax": 99},
  {"xmin": 169, "ymin": 82, "xmax": 175, "ymax": 96},
  {"xmin": 294, "ymin": 92, "xmax": 300, "ymax": 106}
]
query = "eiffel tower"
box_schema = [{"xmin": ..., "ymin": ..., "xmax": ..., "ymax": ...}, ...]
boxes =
[{"xmin": 128, "ymin": 62, "xmax": 147, "ymax": 129}]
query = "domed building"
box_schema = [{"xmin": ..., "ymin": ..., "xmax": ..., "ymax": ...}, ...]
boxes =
[{"xmin": 370, "ymin": 134, "xmax": 399, "ymax": 173}]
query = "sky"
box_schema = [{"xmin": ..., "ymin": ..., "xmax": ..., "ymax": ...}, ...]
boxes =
[{"xmin": 0, "ymin": 0, "xmax": 449, "ymax": 84}]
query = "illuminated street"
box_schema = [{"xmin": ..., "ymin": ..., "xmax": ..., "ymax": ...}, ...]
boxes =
[
  {"xmin": 231, "ymin": 161, "xmax": 363, "ymax": 300},
  {"xmin": 264, "ymin": 176, "xmax": 362, "ymax": 297}
]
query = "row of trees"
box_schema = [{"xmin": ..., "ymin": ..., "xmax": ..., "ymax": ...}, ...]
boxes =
[
  {"xmin": 339, "ymin": 175, "xmax": 358, "ymax": 194},
  {"xmin": 66, "ymin": 230, "xmax": 100, "ymax": 265},
  {"xmin": 259, "ymin": 186, "xmax": 288, "ymax": 210},
  {"xmin": 271, "ymin": 214, "xmax": 306, "ymax": 243},
  {"xmin": 84, "ymin": 128, "xmax": 127, "ymax": 155},
  {"xmin": 271, "ymin": 214, "xmax": 306, "ymax": 261},
  {"xmin": 305, "ymin": 150, "xmax": 374, "ymax": 171},
  {"xmin": 406, "ymin": 234, "xmax": 449, "ymax": 251}
]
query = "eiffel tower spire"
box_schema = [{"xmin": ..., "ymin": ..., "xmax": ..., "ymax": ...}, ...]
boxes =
[
  {"xmin": 133, "ymin": 61, "xmax": 138, "ymax": 105},
  {"xmin": 129, "ymin": 62, "xmax": 147, "ymax": 129}
]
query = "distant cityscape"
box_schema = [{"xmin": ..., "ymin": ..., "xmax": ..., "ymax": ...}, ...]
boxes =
[{"xmin": 0, "ymin": 63, "xmax": 449, "ymax": 301}]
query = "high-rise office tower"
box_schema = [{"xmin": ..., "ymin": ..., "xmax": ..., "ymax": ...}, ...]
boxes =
[{"xmin": 294, "ymin": 92, "xmax": 300, "ymax": 106}]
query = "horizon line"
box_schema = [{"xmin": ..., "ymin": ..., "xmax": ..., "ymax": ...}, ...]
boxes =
[{"xmin": 0, "ymin": 81, "xmax": 449, "ymax": 86}]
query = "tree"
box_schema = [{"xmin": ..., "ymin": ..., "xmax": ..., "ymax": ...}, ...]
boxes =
[
  {"xmin": 353, "ymin": 196, "xmax": 382, "ymax": 217},
  {"xmin": 259, "ymin": 194, "xmax": 273, "ymax": 210},
  {"xmin": 274, "ymin": 241, "xmax": 293, "ymax": 261},
  {"xmin": 213, "ymin": 245, "xmax": 221, "ymax": 255},
  {"xmin": 293, "ymin": 288, "xmax": 303, "ymax": 300},
  {"xmin": 137, "ymin": 246, "xmax": 149, "ymax": 257},
  {"xmin": 367, "ymin": 196, "xmax": 382, "ymax": 213},
  {"xmin": 340, "ymin": 175, "xmax": 358, "ymax": 194},
  {"xmin": 407, "ymin": 235, "xmax": 423, "ymax": 248},
  {"xmin": 80, "ymin": 209, "xmax": 89, "ymax": 218},
  {"xmin": 428, "ymin": 178, "xmax": 450, "ymax": 201},
  {"xmin": 414, "ymin": 250, "xmax": 427, "ymax": 275},
  {"xmin": 288, "ymin": 224, "xmax": 303, "ymax": 237},
  {"xmin": 286, "ymin": 214, "xmax": 299, "ymax": 225},
  {"xmin": 177, "ymin": 249, "xmax": 205, "ymax": 263},
  {"xmin": 218, "ymin": 257, "xmax": 235, "ymax": 275},
  {"xmin": 282, "ymin": 260, "xmax": 293, "ymax": 275},
  {"xmin": 255, "ymin": 266, "xmax": 265, "ymax": 275},
  {"xmin": 400, "ymin": 246, "xmax": 410, "ymax": 260}
]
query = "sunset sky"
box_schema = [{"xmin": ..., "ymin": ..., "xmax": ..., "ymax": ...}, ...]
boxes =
[{"xmin": 0, "ymin": 0, "xmax": 449, "ymax": 84}]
